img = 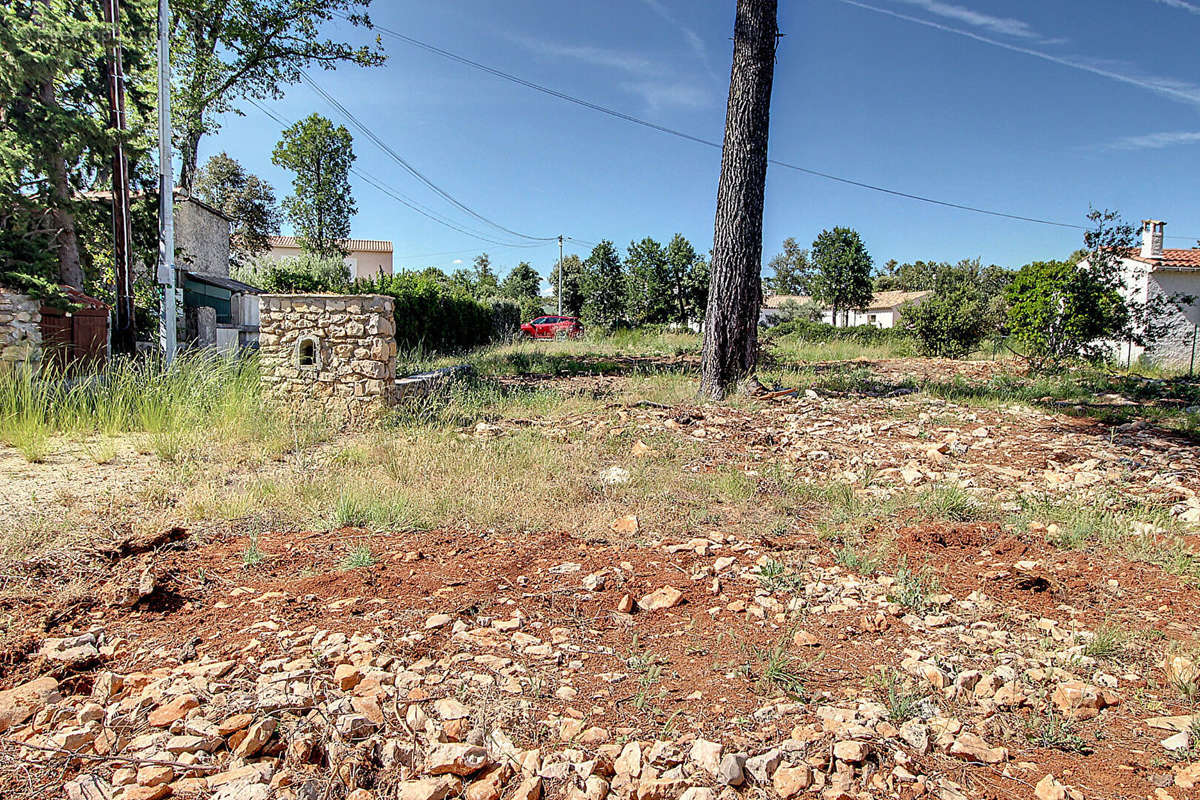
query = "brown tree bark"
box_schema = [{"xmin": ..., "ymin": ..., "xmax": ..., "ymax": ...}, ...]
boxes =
[
  {"xmin": 699, "ymin": 0, "xmax": 778, "ymax": 400},
  {"xmin": 39, "ymin": 81, "xmax": 84, "ymax": 289}
]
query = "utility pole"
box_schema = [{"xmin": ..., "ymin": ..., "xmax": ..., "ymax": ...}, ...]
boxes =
[
  {"xmin": 103, "ymin": 0, "xmax": 136, "ymax": 355},
  {"xmin": 156, "ymin": 0, "xmax": 177, "ymax": 362},
  {"xmin": 557, "ymin": 235, "xmax": 564, "ymax": 315}
]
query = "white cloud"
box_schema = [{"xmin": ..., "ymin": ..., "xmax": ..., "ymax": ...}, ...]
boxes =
[
  {"xmin": 640, "ymin": 0, "xmax": 718, "ymax": 80},
  {"xmin": 1152, "ymin": 0, "xmax": 1200, "ymax": 15},
  {"xmin": 509, "ymin": 33, "xmax": 713, "ymax": 109},
  {"xmin": 837, "ymin": 0, "xmax": 1200, "ymax": 108},
  {"xmin": 1104, "ymin": 131, "xmax": 1200, "ymax": 150},
  {"xmin": 892, "ymin": 0, "xmax": 1043, "ymax": 39},
  {"xmin": 452, "ymin": 258, "xmax": 463, "ymax": 264}
]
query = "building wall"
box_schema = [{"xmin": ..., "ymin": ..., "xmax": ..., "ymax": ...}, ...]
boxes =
[
  {"xmin": 0, "ymin": 291, "xmax": 40, "ymax": 368},
  {"xmin": 175, "ymin": 200, "xmax": 231, "ymax": 279},
  {"xmin": 258, "ymin": 294, "xmax": 397, "ymax": 420},
  {"xmin": 1145, "ymin": 270, "xmax": 1200, "ymax": 368}
]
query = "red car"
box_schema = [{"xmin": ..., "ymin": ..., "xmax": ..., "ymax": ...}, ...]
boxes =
[{"xmin": 521, "ymin": 315, "xmax": 584, "ymax": 340}]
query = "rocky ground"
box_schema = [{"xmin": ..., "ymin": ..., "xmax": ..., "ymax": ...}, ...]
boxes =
[{"xmin": 3, "ymin": 360, "xmax": 1200, "ymax": 800}]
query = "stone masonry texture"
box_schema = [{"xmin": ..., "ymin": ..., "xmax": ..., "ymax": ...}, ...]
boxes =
[
  {"xmin": 258, "ymin": 294, "xmax": 397, "ymax": 419},
  {"xmin": 0, "ymin": 290, "xmax": 41, "ymax": 368}
]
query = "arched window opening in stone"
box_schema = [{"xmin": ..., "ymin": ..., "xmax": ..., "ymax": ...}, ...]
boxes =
[{"xmin": 297, "ymin": 336, "xmax": 319, "ymax": 369}]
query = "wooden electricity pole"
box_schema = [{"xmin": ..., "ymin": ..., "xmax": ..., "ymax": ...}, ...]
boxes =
[
  {"xmin": 103, "ymin": 0, "xmax": 137, "ymax": 354},
  {"xmin": 699, "ymin": 0, "xmax": 778, "ymax": 400}
]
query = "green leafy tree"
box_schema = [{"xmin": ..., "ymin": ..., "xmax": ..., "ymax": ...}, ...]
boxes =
[
  {"xmin": 625, "ymin": 237, "xmax": 672, "ymax": 326},
  {"xmin": 1008, "ymin": 210, "xmax": 1190, "ymax": 370},
  {"xmin": 501, "ymin": 261, "xmax": 541, "ymax": 300},
  {"xmin": 471, "ymin": 252, "xmax": 500, "ymax": 298},
  {"xmin": 193, "ymin": 152, "xmax": 281, "ymax": 266},
  {"xmin": 665, "ymin": 233, "xmax": 708, "ymax": 325},
  {"xmin": 810, "ymin": 227, "xmax": 873, "ymax": 327},
  {"xmin": 271, "ymin": 113, "xmax": 355, "ymax": 259},
  {"xmin": 581, "ymin": 240, "xmax": 625, "ymax": 330},
  {"xmin": 1, "ymin": 0, "xmax": 155, "ymax": 289},
  {"xmin": 171, "ymin": 0, "xmax": 385, "ymax": 189},
  {"xmin": 548, "ymin": 253, "xmax": 584, "ymax": 316},
  {"xmin": 764, "ymin": 237, "xmax": 813, "ymax": 295},
  {"xmin": 902, "ymin": 264, "xmax": 988, "ymax": 358},
  {"xmin": 1006, "ymin": 260, "xmax": 1123, "ymax": 368}
]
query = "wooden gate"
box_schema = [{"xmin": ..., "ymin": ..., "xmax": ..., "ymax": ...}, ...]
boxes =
[{"xmin": 39, "ymin": 288, "xmax": 109, "ymax": 371}]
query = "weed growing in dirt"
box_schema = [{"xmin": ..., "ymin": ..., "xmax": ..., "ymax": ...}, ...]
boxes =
[
  {"xmin": 868, "ymin": 667, "xmax": 928, "ymax": 722},
  {"xmin": 1024, "ymin": 711, "xmax": 1092, "ymax": 755},
  {"xmin": 340, "ymin": 544, "xmax": 376, "ymax": 570},
  {"xmin": 888, "ymin": 556, "xmax": 940, "ymax": 611},
  {"xmin": 911, "ymin": 484, "xmax": 990, "ymax": 522},
  {"xmin": 85, "ymin": 438, "xmax": 117, "ymax": 464},
  {"xmin": 756, "ymin": 558, "xmax": 803, "ymax": 593},
  {"xmin": 1082, "ymin": 623, "xmax": 1129, "ymax": 661},
  {"xmin": 753, "ymin": 634, "xmax": 806, "ymax": 699},
  {"xmin": 241, "ymin": 534, "xmax": 265, "ymax": 568},
  {"xmin": 834, "ymin": 544, "xmax": 880, "ymax": 575}
]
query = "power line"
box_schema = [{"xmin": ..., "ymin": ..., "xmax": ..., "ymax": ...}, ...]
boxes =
[
  {"xmin": 364, "ymin": 19, "xmax": 1200, "ymax": 242},
  {"xmin": 300, "ymin": 72, "xmax": 557, "ymax": 242},
  {"xmin": 245, "ymin": 98, "xmax": 546, "ymax": 248}
]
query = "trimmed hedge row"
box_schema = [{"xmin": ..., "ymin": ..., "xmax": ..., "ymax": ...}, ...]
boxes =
[
  {"xmin": 354, "ymin": 273, "xmax": 505, "ymax": 353},
  {"xmin": 765, "ymin": 318, "xmax": 909, "ymax": 345}
]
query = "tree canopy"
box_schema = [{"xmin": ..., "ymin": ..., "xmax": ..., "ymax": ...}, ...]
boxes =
[
  {"xmin": 193, "ymin": 153, "xmax": 281, "ymax": 266},
  {"xmin": 810, "ymin": 227, "xmax": 873, "ymax": 327},
  {"xmin": 171, "ymin": 0, "xmax": 385, "ymax": 189},
  {"xmin": 581, "ymin": 241, "xmax": 625, "ymax": 330},
  {"xmin": 764, "ymin": 237, "xmax": 813, "ymax": 296},
  {"xmin": 501, "ymin": 261, "xmax": 542, "ymax": 300},
  {"xmin": 271, "ymin": 113, "xmax": 355, "ymax": 259}
]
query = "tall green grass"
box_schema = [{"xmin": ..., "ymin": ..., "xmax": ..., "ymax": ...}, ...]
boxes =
[{"xmin": 0, "ymin": 351, "xmax": 270, "ymax": 447}]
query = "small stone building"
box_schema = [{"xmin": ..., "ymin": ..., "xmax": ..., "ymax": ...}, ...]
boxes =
[
  {"xmin": 258, "ymin": 294, "xmax": 397, "ymax": 419},
  {"xmin": 0, "ymin": 290, "xmax": 41, "ymax": 368}
]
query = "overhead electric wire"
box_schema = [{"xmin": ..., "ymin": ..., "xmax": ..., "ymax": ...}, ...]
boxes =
[
  {"xmin": 363, "ymin": 18, "xmax": 1200, "ymax": 242},
  {"xmin": 245, "ymin": 98, "xmax": 548, "ymax": 249},
  {"xmin": 300, "ymin": 72, "xmax": 558, "ymax": 243}
]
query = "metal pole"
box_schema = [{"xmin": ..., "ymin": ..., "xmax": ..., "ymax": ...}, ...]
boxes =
[
  {"xmin": 104, "ymin": 0, "xmax": 136, "ymax": 355},
  {"xmin": 1191, "ymin": 323, "xmax": 1197, "ymax": 377},
  {"xmin": 156, "ymin": 0, "xmax": 176, "ymax": 362},
  {"xmin": 557, "ymin": 235, "xmax": 563, "ymax": 316}
]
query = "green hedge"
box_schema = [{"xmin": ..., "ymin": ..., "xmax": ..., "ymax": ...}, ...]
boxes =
[
  {"xmin": 765, "ymin": 318, "xmax": 909, "ymax": 345},
  {"xmin": 354, "ymin": 273, "xmax": 494, "ymax": 352}
]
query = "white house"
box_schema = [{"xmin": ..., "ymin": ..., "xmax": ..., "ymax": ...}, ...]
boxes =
[
  {"xmin": 1087, "ymin": 219, "xmax": 1200, "ymax": 368},
  {"xmin": 264, "ymin": 236, "xmax": 394, "ymax": 281},
  {"xmin": 761, "ymin": 290, "xmax": 930, "ymax": 328}
]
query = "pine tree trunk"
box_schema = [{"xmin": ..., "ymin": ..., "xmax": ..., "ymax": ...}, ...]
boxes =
[
  {"xmin": 39, "ymin": 79, "xmax": 84, "ymax": 289},
  {"xmin": 699, "ymin": 0, "xmax": 778, "ymax": 400}
]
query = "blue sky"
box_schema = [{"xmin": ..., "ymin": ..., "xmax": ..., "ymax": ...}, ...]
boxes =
[{"xmin": 199, "ymin": 0, "xmax": 1200, "ymax": 286}]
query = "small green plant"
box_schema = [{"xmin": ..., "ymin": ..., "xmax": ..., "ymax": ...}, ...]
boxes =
[
  {"xmin": 913, "ymin": 484, "xmax": 988, "ymax": 522},
  {"xmin": 86, "ymin": 438, "xmax": 117, "ymax": 464},
  {"xmin": 753, "ymin": 634, "xmax": 806, "ymax": 698},
  {"xmin": 241, "ymin": 534, "xmax": 266, "ymax": 568},
  {"xmin": 868, "ymin": 667, "xmax": 927, "ymax": 722},
  {"xmin": 1082, "ymin": 623, "xmax": 1127, "ymax": 661},
  {"xmin": 834, "ymin": 544, "xmax": 879, "ymax": 575},
  {"xmin": 888, "ymin": 556, "xmax": 939, "ymax": 611},
  {"xmin": 756, "ymin": 558, "xmax": 802, "ymax": 593},
  {"xmin": 1025, "ymin": 711, "xmax": 1092, "ymax": 754},
  {"xmin": 340, "ymin": 544, "xmax": 376, "ymax": 570}
]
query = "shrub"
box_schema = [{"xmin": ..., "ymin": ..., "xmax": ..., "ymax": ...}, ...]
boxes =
[
  {"xmin": 235, "ymin": 254, "xmax": 350, "ymax": 293},
  {"xmin": 903, "ymin": 266, "xmax": 988, "ymax": 358},
  {"xmin": 765, "ymin": 318, "xmax": 907, "ymax": 346},
  {"xmin": 1006, "ymin": 260, "xmax": 1125, "ymax": 367},
  {"xmin": 487, "ymin": 298, "xmax": 522, "ymax": 340},
  {"xmin": 355, "ymin": 273, "xmax": 494, "ymax": 352}
]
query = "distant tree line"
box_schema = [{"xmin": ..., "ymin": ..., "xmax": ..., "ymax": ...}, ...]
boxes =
[{"xmin": 763, "ymin": 211, "xmax": 1187, "ymax": 368}]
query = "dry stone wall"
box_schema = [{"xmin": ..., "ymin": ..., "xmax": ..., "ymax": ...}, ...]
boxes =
[
  {"xmin": 258, "ymin": 294, "xmax": 396, "ymax": 419},
  {"xmin": 0, "ymin": 290, "xmax": 41, "ymax": 368}
]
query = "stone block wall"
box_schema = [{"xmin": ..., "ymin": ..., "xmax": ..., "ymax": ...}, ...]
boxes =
[
  {"xmin": 258, "ymin": 294, "xmax": 397, "ymax": 419},
  {"xmin": 0, "ymin": 290, "xmax": 41, "ymax": 368}
]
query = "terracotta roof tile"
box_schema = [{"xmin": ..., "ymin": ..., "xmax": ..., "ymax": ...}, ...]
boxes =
[{"xmin": 1126, "ymin": 248, "xmax": 1200, "ymax": 270}]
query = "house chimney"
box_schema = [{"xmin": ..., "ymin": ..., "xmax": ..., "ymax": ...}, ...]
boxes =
[{"xmin": 1141, "ymin": 219, "xmax": 1165, "ymax": 259}]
